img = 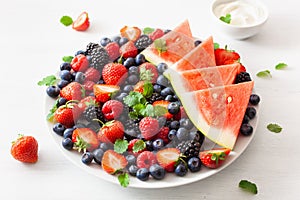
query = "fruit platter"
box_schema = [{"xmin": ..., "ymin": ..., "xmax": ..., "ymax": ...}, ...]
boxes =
[{"xmin": 42, "ymin": 20, "xmax": 260, "ymax": 188}]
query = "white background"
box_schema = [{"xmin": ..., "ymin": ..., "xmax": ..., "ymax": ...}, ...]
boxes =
[{"xmin": 1, "ymin": 0, "xmax": 299, "ymax": 199}]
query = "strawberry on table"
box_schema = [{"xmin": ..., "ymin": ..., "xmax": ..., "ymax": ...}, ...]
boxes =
[
  {"xmin": 72, "ymin": 11, "xmax": 90, "ymax": 31},
  {"xmin": 102, "ymin": 63, "xmax": 128, "ymax": 86},
  {"xmin": 156, "ymin": 148, "xmax": 180, "ymax": 172},
  {"xmin": 101, "ymin": 100, "xmax": 124, "ymax": 120},
  {"xmin": 72, "ymin": 128, "xmax": 99, "ymax": 152},
  {"xmin": 214, "ymin": 47, "xmax": 240, "ymax": 66},
  {"xmin": 11, "ymin": 134, "xmax": 38, "ymax": 163},
  {"xmin": 60, "ymin": 82, "xmax": 85, "ymax": 101},
  {"xmin": 199, "ymin": 148, "xmax": 231, "ymax": 169},
  {"xmin": 101, "ymin": 150, "xmax": 127, "ymax": 174},
  {"xmin": 71, "ymin": 54, "xmax": 89, "ymax": 72},
  {"xmin": 93, "ymin": 84, "xmax": 120, "ymax": 103},
  {"xmin": 120, "ymin": 26, "xmax": 141, "ymax": 42},
  {"xmin": 97, "ymin": 120, "xmax": 124, "ymax": 143},
  {"xmin": 119, "ymin": 41, "xmax": 138, "ymax": 58}
]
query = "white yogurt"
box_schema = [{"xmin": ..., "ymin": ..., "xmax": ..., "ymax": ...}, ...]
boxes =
[{"xmin": 213, "ymin": 0, "xmax": 266, "ymax": 27}]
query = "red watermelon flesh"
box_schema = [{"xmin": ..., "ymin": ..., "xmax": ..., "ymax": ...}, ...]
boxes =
[{"xmin": 173, "ymin": 19, "xmax": 193, "ymax": 38}]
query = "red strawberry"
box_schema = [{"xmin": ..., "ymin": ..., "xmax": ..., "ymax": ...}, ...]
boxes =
[
  {"xmin": 133, "ymin": 80, "xmax": 153, "ymax": 98},
  {"xmin": 54, "ymin": 103, "xmax": 79, "ymax": 128},
  {"xmin": 120, "ymin": 26, "xmax": 141, "ymax": 42},
  {"xmin": 139, "ymin": 62, "xmax": 158, "ymax": 83},
  {"xmin": 72, "ymin": 11, "xmax": 90, "ymax": 31},
  {"xmin": 71, "ymin": 54, "xmax": 89, "ymax": 72},
  {"xmin": 11, "ymin": 135, "xmax": 38, "ymax": 163},
  {"xmin": 173, "ymin": 106, "xmax": 188, "ymax": 120},
  {"xmin": 128, "ymin": 139, "xmax": 145, "ymax": 156},
  {"xmin": 102, "ymin": 63, "xmax": 128, "ymax": 86},
  {"xmin": 149, "ymin": 28, "xmax": 164, "ymax": 41},
  {"xmin": 152, "ymin": 100, "xmax": 173, "ymax": 120},
  {"xmin": 75, "ymin": 96, "xmax": 96, "ymax": 114},
  {"xmin": 214, "ymin": 47, "xmax": 240, "ymax": 66},
  {"xmin": 136, "ymin": 151, "xmax": 157, "ymax": 169},
  {"xmin": 97, "ymin": 120, "xmax": 124, "ymax": 143},
  {"xmin": 105, "ymin": 42, "xmax": 120, "ymax": 61},
  {"xmin": 199, "ymin": 148, "xmax": 231, "ymax": 169},
  {"xmin": 83, "ymin": 80, "xmax": 95, "ymax": 92},
  {"xmin": 101, "ymin": 150, "xmax": 127, "ymax": 174},
  {"xmin": 155, "ymin": 126, "xmax": 170, "ymax": 144},
  {"xmin": 93, "ymin": 84, "xmax": 120, "ymax": 103},
  {"xmin": 156, "ymin": 148, "xmax": 180, "ymax": 172},
  {"xmin": 84, "ymin": 67, "xmax": 101, "ymax": 82},
  {"xmin": 101, "ymin": 100, "xmax": 123, "ymax": 120},
  {"xmin": 119, "ymin": 41, "xmax": 138, "ymax": 58},
  {"xmin": 139, "ymin": 117, "xmax": 160, "ymax": 140},
  {"xmin": 72, "ymin": 128, "xmax": 99, "ymax": 152},
  {"xmin": 60, "ymin": 82, "xmax": 84, "ymax": 101}
]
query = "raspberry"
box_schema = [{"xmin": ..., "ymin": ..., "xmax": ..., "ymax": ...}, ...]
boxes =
[
  {"xmin": 139, "ymin": 117, "xmax": 160, "ymax": 140},
  {"xmin": 83, "ymin": 80, "xmax": 95, "ymax": 92},
  {"xmin": 154, "ymin": 127, "xmax": 170, "ymax": 144},
  {"xmin": 136, "ymin": 151, "xmax": 157, "ymax": 169},
  {"xmin": 105, "ymin": 42, "xmax": 120, "ymax": 61},
  {"xmin": 149, "ymin": 29, "xmax": 164, "ymax": 41},
  {"xmin": 84, "ymin": 67, "xmax": 101, "ymax": 82},
  {"xmin": 71, "ymin": 54, "xmax": 89, "ymax": 72},
  {"xmin": 101, "ymin": 100, "xmax": 124, "ymax": 120}
]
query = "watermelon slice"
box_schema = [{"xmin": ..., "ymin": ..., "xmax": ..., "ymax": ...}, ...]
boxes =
[
  {"xmin": 141, "ymin": 20, "xmax": 195, "ymax": 67},
  {"xmin": 180, "ymin": 81, "xmax": 254, "ymax": 149}
]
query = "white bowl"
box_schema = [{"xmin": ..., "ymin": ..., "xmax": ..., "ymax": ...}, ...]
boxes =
[{"xmin": 211, "ymin": 0, "xmax": 269, "ymax": 40}]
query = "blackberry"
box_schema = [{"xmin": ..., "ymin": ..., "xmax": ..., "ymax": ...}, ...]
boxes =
[
  {"xmin": 83, "ymin": 105, "xmax": 105, "ymax": 122},
  {"xmin": 147, "ymin": 92, "xmax": 164, "ymax": 104},
  {"xmin": 235, "ymin": 72, "xmax": 252, "ymax": 83},
  {"xmin": 86, "ymin": 42, "xmax": 100, "ymax": 55},
  {"xmin": 176, "ymin": 140, "xmax": 202, "ymax": 160},
  {"xmin": 135, "ymin": 35, "xmax": 152, "ymax": 51},
  {"xmin": 90, "ymin": 46, "xmax": 110, "ymax": 70},
  {"xmin": 123, "ymin": 118, "xmax": 140, "ymax": 140}
]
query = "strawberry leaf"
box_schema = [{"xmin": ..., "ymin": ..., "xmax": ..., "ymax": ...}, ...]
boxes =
[
  {"xmin": 220, "ymin": 13, "xmax": 231, "ymax": 24},
  {"xmin": 140, "ymin": 104, "xmax": 155, "ymax": 117},
  {"xmin": 118, "ymin": 173, "xmax": 129, "ymax": 188},
  {"xmin": 133, "ymin": 140, "xmax": 146, "ymax": 153},
  {"xmin": 267, "ymin": 123, "xmax": 282, "ymax": 133},
  {"xmin": 37, "ymin": 75, "xmax": 57, "ymax": 86},
  {"xmin": 154, "ymin": 39, "xmax": 167, "ymax": 54},
  {"xmin": 62, "ymin": 56, "xmax": 74, "ymax": 63},
  {"xmin": 143, "ymin": 27, "xmax": 155, "ymax": 34},
  {"xmin": 153, "ymin": 105, "xmax": 167, "ymax": 117},
  {"xmin": 275, "ymin": 62, "xmax": 288, "ymax": 70},
  {"xmin": 239, "ymin": 180, "xmax": 258, "ymax": 194},
  {"xmin": 142, "ymin": 82, "xmax": 153, "ymax": 98},
  {"xmin": 60, "ymin": 16, "xmax": 73, "ymax": 26},
  {"xmin": 256, "ymin": 70, "xmax": 272, "ymax": 78},
  {"xmin": 114, "ymin": 139, "xmax": 128, "ymax": 154},
  {"xmin": 214, "ymin": 42, "xmax": 220, "ymax": 50}
]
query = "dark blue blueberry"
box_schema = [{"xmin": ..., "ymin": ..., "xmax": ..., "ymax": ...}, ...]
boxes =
[
  {"xmin": 74, "ymin": 71, "xmax": 86, "ymax": 84},
  {"xmin": 100, "ymin": 37, "xmax": 111, "ymax": 47},
  {"xmin": 123, "ymin": 57, "xmax": 136, "ymax": 68},
  {"xmin": 135, "ymin": 54, "xmax": 146, "ymax": 65},
  {"xmin": 119, "ymin": 37, "xmax": 129, "ymax": 46},
  {"xmin": 165, "ymin": 95, "xmax": 175, "ymax": 102},
  {"xmin": 57, "ymin": 97, "xmax": 67, "ymax": 107},
  {"xmin": 173, "ymin": 95, "xmax": 179, "ymax": 101},
  {"xmin": 175, "ymin": 163, "xmax": 188, "ymax": 176},
  {"xmin": 145, "ymin": 140, "xmax": 154, "ymax": 151},
  {"xmin": 179, "ymin": 118, "xmax": 194, "ymax": 130},
  {"xmin": 128, "ymin": 66, "xmax": 139, "ymax": 75},
  {"xmin": 168, "ymin": 129, "xmax": 177, "ymax": 140},
  {"xmin": 93, "ymin": 148, "xmax": 104, "ymax": 164},
  {"xmin": 169, "ymin": 120, "xmax": 180, "ymax": 130},
  {"xmin": 240, "ymin": 123, "xmax": 253, "ymax": 136},
  {"xmin": 249, "ymin": 94, "xmax": 260, "ymax": 105},
  {"xmin": 128, "ymin": 165, "xmax": 139, "ymax": 176},
  {"xmin": 60, "ymin": 70, "xmax": 73, "ymax": 81},
  {"xmin": 97, "ymin": 79, "xmax": 105, "ymax": 84},
  {"xmin": 156, "ymin": 75, "xmax": 169, "ymax": 87},
  {"xmin": 243, "ymin": 115, "xmax": 250, "ymax": 124},
  {"xmin": 187, "ymin": 157, "xmax": 201, "ymax": 172},
  {"xmin": 75, "ymin": 50, "xmax": 86, "ymax": 56},
  {"xmin": 189, "ymin": 131, "xmax": 204, "ymax": 144},
  {"xmin": 123, "ymin": 85, "xmax": 134, "ymax": 93},
  {"xmin": 149, "ymin": 164, "xmax": 166, "ymax": 180},
  {"xmin": 246, "ymin": 107, "xmax": 256, "ymax": 119},
  {"xmin": 168, "ymin": 102, "xmax": 180, "ymax": 115},
  {"xmin": 62, "ymin": 138, "xmax": 73, "ymax": 150},
  {"xmin": 152, "ymin": 139, "xmax": 164, "ymax": 151},
  {"xmin": 115, "ymin": 92, "xmax": 128, "ymax": 102},
  {"xmin": 161, "ymin": 87, "xmax": 174, "ymax": 97},
  {"xmin": 194, "ymin": 40, "xmax": 202, "ymax": 47},
  {"xmin": 63, "ymin": 128, "xmax": 75, "ymax": 139},
  {"xmin": 127, "ymin": 74, "xmax": 139, "ymax": 85},
  {"xmin": 157, "ymin": 116, "xmax": 167, "ymax": 127},
  {"xmin": 82, "ymin": 152, "xmax": 94, "ymax": 165},
  {"xmin": 46, "ymin": 86, "xmax": 60, "ymax": 98},
  {"xmin": 57, "ymin": 80, "xmax": 69, "ymax": 89},
  {"xmin": 99, "ymin": 142, "xmax": 113, "ymax": 151},
  {"xmin": 60, "ymin": 62, "xmax": 72, "ymax": 71},
  {"xmin": 153, "ymin": 84, "xmax": 162, "ymax": 93},
  {"xmin": 111, "ymin": 35, "xmax": 121, "ymax": 44},
  {"xmin": 176, "ymin": 127, "xmax": 189, "ymax": 141},
  {"xmin": 53, "ymin": 123, "xmax": 66, "ymax": 136},
  {"xmin": 126, "ymin": 154, "xmax": 136, "ymax": 167},
  {"xmin": 157, "ymin": 63, "xmax": 168, "ymax": 74},
  {"xmin": 164, "ymin": 29, "xmax": 171, "ymax": 34},
  {"xmin": 136, "ymin": 168, "xmax": 150, "ymax": 181}
]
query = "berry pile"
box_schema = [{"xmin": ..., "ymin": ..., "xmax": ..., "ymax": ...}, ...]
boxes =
[{"xmin": 42, "ymin": 25, "xmax": 260, "ymax": 187}]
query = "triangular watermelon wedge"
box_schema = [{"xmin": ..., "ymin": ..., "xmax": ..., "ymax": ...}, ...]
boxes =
[{"xmin": 180, "ymin": 81, "xmax": 254, "ymax": 149}]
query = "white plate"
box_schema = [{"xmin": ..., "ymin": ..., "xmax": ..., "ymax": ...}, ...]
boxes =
[{"xmin": 45, "ymin": 95, "xmax": 258, "ymax": 188}]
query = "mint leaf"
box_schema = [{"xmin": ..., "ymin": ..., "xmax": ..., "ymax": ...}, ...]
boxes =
[
  {"xmin": 142, "ymin": 82, "xmax": 153, "ymax": 98},
  {"xmin": 128, "ymin": 111, "xmax": 139, "ymax": 119},
  {"xmin": 47, "ymin": 100, "xmax": 59, "ymax": 122},
  {"xmin": 62, "ymin": 56, "xmax": 74, "ymax": 63},
  {"xmin": 118, "ymin": 173, "xmax": 129, "ymax": 188},
  {"xmin": 154, "ymin": 105, "xmax": 167, "ymax": 117},
  {"xmin": 143, "ymin": 27, "xmax": 155, "ymax": 34},
  {"xmin": 275, "ymin": 62, "xmax": 288, "ymax": 70},
  {"xmin": 154, "ymin": 39, "xmax": 167, "ymax": 54},
  {"xmin": 220, "ymin": 13, "xmax": 231, "ymax": 24},
  {"xmin": 37, "ymin": 75, "xmax": 57, "ymax": 86},
  {"xmin": 239, "ymin": 180, "xmax": 258, "ymax": 194},
  {"xmin": 267, "ymin": 123, "xmax": 282, "ymax": 133},
  {"xmin": 133, "ymin": 140, "xmax": 146, "ymax": 153},
  {"xmin": 114, "ymin": 139, "xmax": 128, "ymax": 154},
  {"xmin": 256, "ymin": 70, "xmax": 272, "ymax": 78},
  {"xmin": 214, "ymin": 42, "xmax": 220, "ymax": 50},
  {"xmin": 60, "ymin": 16, "xmax": 73, "ymax": 26},
  {"xmin": 123, "ymin": 92, "xmax": 146, "ymax": 107},
  {"xmin": 140, "ymin": 104, "xmax": 155, "ymax": 117}
]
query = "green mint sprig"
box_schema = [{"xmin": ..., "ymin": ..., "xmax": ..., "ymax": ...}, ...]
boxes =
[
  {"xmin": 60, "ymin": 16, "xmax": 73, "ymax": 26},
  {"xmin": 267, "ymin": 123, "xmax": 282, "ymax": 133},
  {"xmin": 154, "ymin": 39, "xmax": 167, "ymax": 55},
  {"xmin": 275, "ymin": 62, "xmax": 288, "ymax": 70},
  {"xmin": 62, "ymin": 55, "xmax": 74, "ymax": 63},
  {"xmin": 143, "ymin": 27, "xmax": 155, "ymax": 34},
  {"xmin": 118, "ymin": 172, "xmax": 130, "ymax": 187},
  {"xmin": 256, "ymin": 70, "xmax": 272, "ymax": 78},
  {"xmin": 114, "ymin": 139, "xmax": 128, "ymax": 154},
  {"xmin": 239, "ymin": 180, "xmax": 258, "ymax": 194},
  {"xmin": 37, "ymin": 75, "xmax": 57, "ymax": 86},
  {"xmin": 220, "ymin": 13, "xmax": 231, "ymax": 24}
]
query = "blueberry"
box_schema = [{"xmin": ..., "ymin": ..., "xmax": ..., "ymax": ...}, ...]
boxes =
[
  {"xmin": 119, "ymin": 37, "xmax": 129, "ymax": 46},
  {"xmin": 128, "ymin": 165, "xmax": 139, "ymax": 176},
  {"xmin": 75, "ymin": 50, "xmax": 86, "ymax": 56},
  {"xmin": 156, "ymin": 75, "xmax": 169, "ymax": 87},
  {"xmin": 168, "ymin": 129, "xmax": 177, "ymax": 140},
  {"xmin": 115, "ymin": 92, "xmax": 128, "ymax": 102},
  {"xmin": 111, "ymin": 35, "xmax": 121, "ymax": 44},
  {"xmin": 179, "ymin": 118, "xmax": 194, "ymax": 130},
  {"xmin": 243, "ymin": 115, "xmax": 250, "ymax": 124},
  {"xmin": 149, "ymin": 164, "xmax": 166, "ymax": 180},
  {"xmin": 153, "ymin": 84, "xmax": 162, "ymax": 93},
  {"xmin": 99, "ymin": 142, "xmax": 113, "ymax": 151},
  {"xmin": 249, "ymin": 94, "xmax": 260, "ymax": 105},
  {"xmin": 135, "ymin": 54, "xmax": 146, "ymax": 65},
  {"xmin": 127, "ymin": 74, "xmax": 139, "ymax": 85},
  {"xmin": 97, "ymin": 79, "xmax": 105, "ymax": 84},
  {"xmin": 93, "ymin": 148, "xmax": 104, "ymax": 164},
  {"xmin": 189, "ymin": 131, "xmax": 204, "ymax": 145},
  {"xmin": 128, "ymin": 66, "xmax": 139, "ymax": 76},
  {"xmin": 246, "ymin": 107, "xmax": 256, "ymax": 119},
  {"xmin": 53, "ymin": 123, "xmax": 66, "ymax": 136},
  {"xmin": 82, "ymin": 152, "xmax": 94, "ymax": 165},
  {"xmin": 57, "ymin": 97, "xmax": 67, "ymax": 107},
  {"xmin": 123, "ymin": 85, "xmax": 134, "ymax": 93},
  {"xmin": 123, "ymin": 57, "xmax": 136, "ymax": 68},
  {"xmin": 145, "ymin": 140, "xmax": 154, "ymax": 151},
  {"xmin": 126, "ymin": 154, "xmax": 136, "ymax": 167},
  {"xmin": 57, "ymin": 80, "xmax": 69, "ymax": 89},
  {"xmin": 157, "ymin": 63, "xmax": 168, "ymax": 74},
  {"xmin": 164, "ymin": 29, "xmax": 171, "ymax": 34},
  {"xmin": 62, "ymin": 138, "xmax": 73, "ymax": 150},
  {"xmin": 176, "ymin": 127, "xmax": 189, "ymax": 141},
  {"xmin": 152, "ymin": 139, "xmax": 164, "ymax": 151},
  {"xmin": 169, "ymin": 120, "xmax": 180, "ymax": 130},
  {"xmin": 74, "ymin": 72, "xmax": 86, "ymax": 84},
  {"xmin": 100, "ymin": 37, "xmax": 111, "ymax": 47},
  {"xmin": 240, "ymin": 123, "xmax": 253, "ymax": 136},
  {"xmin": 60, "ymin": 70, "xmax": 73, "ymax": 81},
  {"xmin": 175, "ymin": 163, "xmax": 188, "ymax": 176},
  {"xmin": 161, "ymin": 87, "xmax": 174, "ymax": 97},
  {"xmin": 46, "ymin": 86, "xmax": 60, "ymax": 98},
  {"xmin": 60, "ymin": 62, "xmax": 72, "ymax": 71},
  {"xmin": 165, "ymin": 95, "xmax": 175, "ymax": 102},
  {"xmin": 187, "ymin": 157, "xmax": 201, "ymax": 172},
  {"xmin": 194, "ymin": 40, "xmax": 202, "ymax": 47},
  {"xmin": 168, "ymin": 102, "xmax": 180, "ymax": 115},
  {"xmin": 63, "ymin": 128, "xmax": 75, "ymax": 139},
  {"xmin": 136, "ymin": 168, "xmax": 150, "ymax": 181}
]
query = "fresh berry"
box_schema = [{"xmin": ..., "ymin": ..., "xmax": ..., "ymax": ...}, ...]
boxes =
[
  {"xmin": 187, "ymin": 157, "xmax": 202, "ymax": 172},
  {"xmin": 160, "ymin": 87, "xmax": 174, "ymax": 97},
  {"xmin": 157, "ymin": 63, "xmax": 168, "ymax": 74},
  {"xmin": 93, "ymin": 84, "xmax": 120, "ymax": 103},
  {"xmin": 175, "ymin": 162, "xmax": 188, "ymax": 176},
  {"xmin": 120, "ymin": 26, "xmax": 141, "ymax": 42},
  {"xmin": 128, "ymin": 165, "xmax": 139, "ymax": 176},
  {"xmin": 194, "ymin": 40, "xmax": 202, "ymax": 46},
  {"xmin": 125, "ymin": 154, "xmax": 137, "ymax": 167},
  {"xmin": 92, "ymin": 148, "xmax": 105, "ymax": 164},
  {"xmin": 63, "ymin": 128, "xmax": 75, "ymax": 139},
  {"xmin": 102, "ymin": 63, "xmax": 128, "ymax": 85},
  {"xmin": 53, "ymin": 122, "xmax": 66, "ymax": 136},
  {"xmin": 152, "ymin": 138, "xmax": 164, "ymax": 151},
  {"xmin": 235, "ymin": 72, "xmax": 251, "ymax": 83},
  {"xmin": 123, "ymin": 57, "xmax": 136, "ymax": 68},
  {"xmin": 119, "ymin": 41, "xmax": 138, "ymax": 58},
  {"xmin": 176, "ymin": 140, "xmax": 202, "ymax": 160},
  {"xmin": 60, "ymin": 70, "xmax": 73, "ymax": 81},
  {"xmin": 100, "ymin": 37, "xmax": 111, "ymax": 47},
  {"xmin": 149, "ymin": 28, "xmax": 164, "ymax": 41},
  {"xmin": 46, "ymin": 86, "xmax": 60, "ymax": 98},
  {"xmin": 156, "ymin": 74, "xmax": 169, "ymax": 87},
  {"xmin": 84, "ymin": 67, "xmax": 101, "ymax": 82},
  {"xmin": 83, "ymin": 104, "xmax": 104, "ymax": 122},
  {"xmin": 135, "ymin": 54, "xmax": 146, "ymax": 65},
  {"xmin": 62, "ymin": 138, "xmax": 73, "ymax": 150},
  {"xmin": 136, "ymin": 151, "xmax": 157, "ymax": 169},
  {"xmin": 57, "ymin": 80, "xmax": 69, "ymax": 89},
  {"xmin": 102, "ymin": 100, "xmax": 124, "ymax": 120},
  {"xmin": 214, "ymin": 47, "xmax": 240, "ymax": 66},
  {"xmin": 152, "ymin": 100, "xmax": 173, "ymax": 120},
  {"xmin": 72, "ymin": 128, "xmax": 99, "ymax": 152},
  {"xmin": 119, "ymin": 37, "xmax": 129, "ymax": 46},
  {"xmin": 249, "ymin": 94, "xmax": 260, "ymax": 105},
  {"xmin": 74, "ymin": 71, "xmax": 86, "ymax": 84},
  {"xmin": 156, "ymin": 148, "xmax": 180, "ymax": 172},
  {"xmin": 60, "ymin": 62, "xmax": 72, "ymax": 71},
  {"xmin": 179, "ymin": 118, "xmax": 194, "ymax": 130},
  {"xmin": 11, "ymin": 135, "xmax": 38, "ymax": 163},
  {"xmin": 72, "ymin": 12, "xmax": 90, "ymax": 31},
  {"xmin": 167, "ymin": 102, "xmax": 180, "ymax": 115},
  {"xmin": 127, "ymin": 139, "xmax": 145, "ymax": 155},
  {"xmin": 154, "ymin": 126, "xmax": 170, "ymax": 144},
  {"xmin": 101, "ymin": 150, "xmax": 127, "ymax": 174},
  {"xmin": 199, "ymin": 148, "xmax": 231, "ymax": 169},
  {"xmin": 60, "ymin": 82, "xmax": 84, "ymax": 101},
  {"xmin": 71, "ymin": 54, "xmax": 89, "ymax": 72},
  {"xmin": 97, "ymin": 120, "xmax": 124, "ymax": 143},
  {"xmin": 86, "ymin": 42, "xmax": 100, "ymax": 55},
  {"xmin": 139, "ymin": 62, "xmax": 158, "ymax": 83},
  {"xmin": 105, "ymin": 42, "xmax": 120, "ymax": 61},
  {"xmin": 176, "ymin": 127, "xmax": 189, "ymax": 141},
  {"xmin": 54, "ymin": 103, "xmax": 79, "ymax": 128},
  {"xmin": 90, "ymin": 46, "xmax": 110, "ymax": 70},
  {"xmin": 134, "ymin": 35, "xmax": 152, "ymax": 51},
  {"xmin": 149, "ymin": 164, "xmax": 166, "ymax": 180},
  {"xmin": 83, "ymin": 80, "xmax": 95, "ymax": 92},
  {"xmin": 240, "ymin": 123, "xmax": 253, "ymax": 136},
  {"xmin": 136, "ymin": 168, "xmax": 150, "ymax": 181},
  {"xmin": 139, "ymin": 117, "xmax": 160, "ymax": 140},
  {"xmin": 81, "ymin": 152, "xmax": 94, "ymax": 165},
  {"xmin": 246, "ymin": 107, "xmax": 256, "ymax": 119}
]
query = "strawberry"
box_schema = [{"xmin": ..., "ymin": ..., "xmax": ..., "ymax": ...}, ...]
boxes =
[
  {"xmin": 199, "ymin": 148, "xmax": 231, "ymax": 169},
  {"xmin": 155, "ymin": 126, "xmax": 170, "ymax": 144},
  {"xmin": 72, "ymin": 11, "xmax": 90, "ymax": 31},
  {"xmin": 133, "ymin": 80, "xmax": 153, "ymax": 98},
  {"xmin": 128, "ymin": 139, "xmax": 145, "ymax": 156},
  {"xmin": 120, "ymin": 26, "xmax": 141, "ymax": 42},
  {"xmin": 72, "ymin": 128, "xmax": 99, "ymax": 152},
  {"xmin": 93, "ymin": 84, "xmax": 120, "ymax": 103},
  {"xmin": 102, "ymin": 63, "xmax": 128, "ymax": 86},
  {"xmin": 83, "ymin": 80, "xmax": 95, "ymax": 92},
  {"xmin": 156, "ymin": 148, "xmax": 180, "ymax": 172},
  {"xmin": 139, "ymin": 62, "xmax": 158, "ymax": 83},
  {"xmin": 119, "ymin": 41, "xmax": 138, "ymax": 58},
  {"xmin": 152, "ymin": 100, "xmax": 173, "ymax": 120},
  {"xmin": 60, "ymin": 82, "xmax": 84, "ymax": 101},
  {"xmin": 149, "ymin": 28, "xmax": 164, "ymax": 41},
  {"xmin": 11, "ymin": 135, "xmax": 38, "ymax": 163},
  {"xmin": 75, "ymin": 96, "xmax": 96, "ymax": 114},
  {"xmin": 173, "ymin": 106, "xmax": 188, "ymax": 120},
  {"xmin": 54, "ymin": 102, "xmax": 79, "ymax": 128},
  {"xmin": 136, "ymin": 151, "xmax": 157, "ymax": 169},
  {"xmin": 101, "ymin": 100, "xmax": 123, "ymax": 120},
  {"xmin": 71, "ymin": 54, "xmax": 89, "ymax": 72},
  {"xmin": 139, "ymin": 117, "xmax": 160, "ymax": 140},
  {"xmin": 84, "ymin": 67, "xmax": 101, "ymax": 82},
  {"xmin": 101, "ymin": 150, "xmax": 127, "ymax": 174},
  {"xmin": 97, "ymin": 120, "xmax": 124, "ymax": 143},
  {"xmin": 214, "ymin": 47, "xmax": 240, "ymax": 66},
  {"xmin": 105, "ymin": 42, "xmax": 120, "ymax": 61}
]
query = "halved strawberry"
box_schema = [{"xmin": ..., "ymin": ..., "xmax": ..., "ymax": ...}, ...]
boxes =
[
  {"xmin": 93, "ymin": 84, "xmax": 120, "ymax": 103},
  {"xmin": 156, "ymin": 148, "xmax": 180, "ymax": 172},
  {"xmin": 101, "ymin": 150, "xmax": 127, "ymax": 174},
  {"xmin": 214, "ymin": 47, "xmax": 240, "ymax": 66},
  {"xmin": 152, "ymin": 100, "xmax": 173, "ymax": 120},
  {"xmin": 119, "ymin": 41, "xmax": 138, "ymax": 58},
  {"xmin": 72, "ymin": 11, "xmax": 90, "ymax": 31},
  {"xmin": 199, "ymin": 148, "xmax": 231, "ymax": 169},
  {"xmin": 120, "ymin": 26, "xmax": 141, "ymax": 42},
  {"xmin": 60, "ymin": 82, "xmax": 85, "ymax": 101},
  {"xmin": 72, "ymin": 128, "xmax": 99, "ymax": 152}
]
